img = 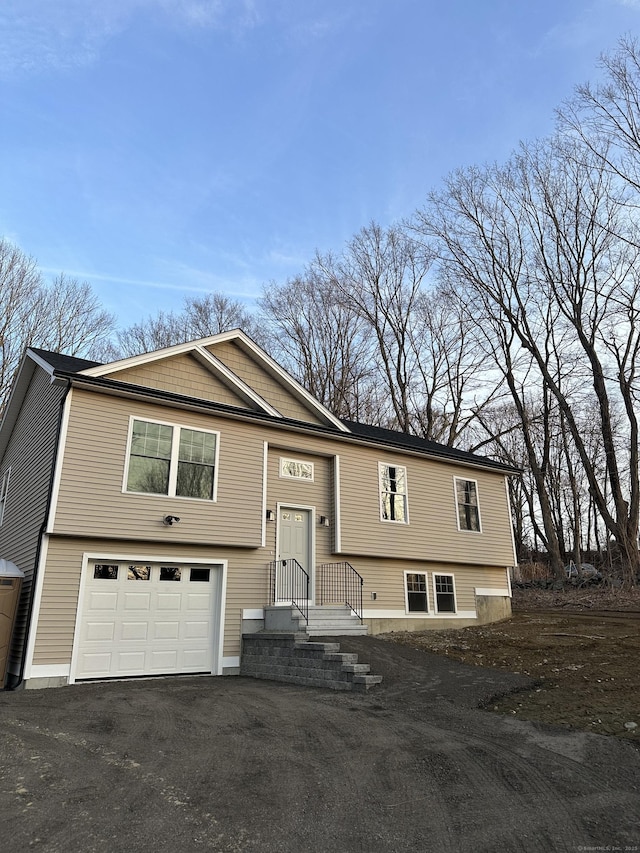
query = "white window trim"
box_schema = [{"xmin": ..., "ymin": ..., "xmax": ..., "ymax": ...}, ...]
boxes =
[
  {"xmin": 378, "ymin": 462, "xmax": 410, "ymax": 524},
  {"xmin": 432, "ymin": 572, "xmax": 457, "ymax": 614},
  {"xmin": 0, "ymin": 467, "xmax": 10, "ymax": 527},
  {"xmin": 279, "ymin": 456, "xmax": 315, "ymax": 482},
  {"xmin": 453, "ymin": 476, "xmax": 482, "ymax": 533},
  {"xmin": 403, "ymin": 570, "xmax": 429, "ymax": 614},
  {"xmin": 122, "ymin": 416, "xmax": 220, "ymax": 501}
]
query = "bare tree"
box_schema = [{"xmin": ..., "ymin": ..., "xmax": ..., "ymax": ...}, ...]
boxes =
[
  {"xmin": 114, "ymin": 292, "xmax": 262, "ymax": 358},
  {"xmin": 259, "ymin": 259, "xmax": 377, "ymax": 420},
  {"xmin": 558, "ymin": 36, "xmax": 640, "ymax": 195},
  {"xmin": 0, "ymin": 240, "xmax": 116, "ymax": 411},
  {"xmin": 416, "ymin": 135, "xmax": 640, "ymax": 583}
]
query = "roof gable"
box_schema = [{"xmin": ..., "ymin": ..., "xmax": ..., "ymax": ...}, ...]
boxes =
[{"xmin": 77, "ymin": 329, "xmax": 349, "ymax": 431}]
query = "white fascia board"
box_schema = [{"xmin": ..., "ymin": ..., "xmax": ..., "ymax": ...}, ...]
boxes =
[
  {"xmin": 26, "ymin": 349, "xmax": 56, "ymax": 376},
  {"xmin": 80, "ymin": 328, "xmax": 350, "ymax": 433},
  {"xmin": 192, "ymin": 347, "xmax": 283, "ymax": 417},
  {"xmin": 0, "ymin": 353, "xmax": 42, "ymax": 460},
  {"xmin": 78, "ymin": 330, "xmax": 240, "ymax": 377}
]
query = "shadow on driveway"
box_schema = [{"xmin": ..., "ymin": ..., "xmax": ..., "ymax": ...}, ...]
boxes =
[{"xmin": 1, "ymin": 639, "xmax": 639, "ymax": 853}]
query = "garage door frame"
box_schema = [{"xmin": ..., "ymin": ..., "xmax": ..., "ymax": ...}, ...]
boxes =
[{"xmin": 69, "ymin": 551, "xmax": 227, "ymax": 684}]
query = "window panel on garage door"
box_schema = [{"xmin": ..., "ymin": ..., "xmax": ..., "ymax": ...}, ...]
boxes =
[{"xmin": 75, "ymin": 560, "xmax": 219, "ymax": 680}]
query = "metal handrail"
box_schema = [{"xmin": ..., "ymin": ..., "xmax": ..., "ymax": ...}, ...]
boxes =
[
  {"xmin": 268, "ymin": 559, "xmax": 309, "ymax": 624},
  {"xmin": 317, "ymin": 561, "xmax": 364, "ymax": 622}
]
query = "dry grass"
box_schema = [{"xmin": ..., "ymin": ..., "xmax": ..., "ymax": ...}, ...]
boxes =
[{"xmin": 512, "ymin": 585, "xmax": 640, "ymax": 612}]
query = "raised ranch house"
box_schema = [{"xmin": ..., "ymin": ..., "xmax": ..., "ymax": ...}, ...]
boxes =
[{"xmin": 0, "ymin": 330, "xmax": 517, "ymax": 689}]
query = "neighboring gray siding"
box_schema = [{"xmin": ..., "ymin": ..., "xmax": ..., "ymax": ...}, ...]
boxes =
[{"xmin": 0, "ymin": 366, "xmax": 65, "ymax": 674}]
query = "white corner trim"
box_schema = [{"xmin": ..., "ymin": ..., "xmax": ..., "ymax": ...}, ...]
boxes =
[
  {"xmin": 222, "ymin": 656, "xmax": 240, "ymax": 669},
  {"xmin": 242, "ymin": 609, "xmax": 264, "ymax": 620},
  {"xmin": 333, "ymin": 455, "xmax": 341, "ymax": 552},
  {"xmin": 504, "ymin": 476, "xmax": 518, "ymax": 567},
  {"xmin": 46, "ymin": 387, "xmax": 73, "ymax": 532},
  {"xmin": 475, "ymin": 588, "xmax": 509, "ymax": 597},
  {"xmin": 506, "ymin": 567, "xmax": 513, "ymax": 598},
  {"xmin": 261, "ymin": 442, "xmax": 268, "ymax": 548}
]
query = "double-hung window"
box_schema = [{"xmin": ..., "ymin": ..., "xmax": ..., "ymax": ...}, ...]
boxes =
[
  {"xmin": 433, "ymin": 573, "xmax": 456, "ymax": 613},
  {"xmin": 379, "ymin": 463, "xmax": 408, "ymax": 523},
  {"xmin": 405, "ymin": 572, "xmax": 428, "ymax": 612},
  {"xmin": 125, "ymin": 418, "xmax": 219, "ymax": 500},
  {"xmin": 455, "ymin": 477, "xmax": 481, "ymax": 532}
]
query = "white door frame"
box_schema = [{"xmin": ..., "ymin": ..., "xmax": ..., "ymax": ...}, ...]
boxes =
[{"xmin": 275, "ymin": 503, "xmax": 315, "ymax": 604}]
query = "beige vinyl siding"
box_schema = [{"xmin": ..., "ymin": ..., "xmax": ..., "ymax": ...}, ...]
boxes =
[
  {"xmin": 108, "ymin": 354, "xmax": 250, "ymax": 409},
  {"xmin": 338, "ymin": 442, "xmax": 515, "ymax": 567},
  {"xmin": 32, "ymin": 536, "xmax": 274, "ymax": 666},
  {"xmin": 207, "ymin": 340, "xmax": 325, "ymax": 425},
  {"xmin": 0, "ymin": 366, "xmax": 66, "ymax": 671},
  {"xmin": 54, "ymin": 388, "xmax": 514, "ymax": 566},
  {"xmin": 53, "ymin": 390, "xmax": 264, "ymax": 546},
  {"xmin": 346, "ymin": 558, "xmax": 508, "ymax": 613},
  {"xmin": 32, "ymin": 536, "xmax": 509, "ymax": 668},
  {"xmin": 264, "ymin": 447, "xmax": 335, "ymax": 565}
]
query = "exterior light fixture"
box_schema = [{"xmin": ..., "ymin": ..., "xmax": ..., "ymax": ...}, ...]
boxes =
[{"xmin": 266, "ymin": 510, "xmax": 276, "ymax": 522}]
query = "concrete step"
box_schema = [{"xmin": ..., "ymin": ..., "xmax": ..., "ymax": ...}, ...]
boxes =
[
  {"xmin": 307, "ymin": 625, "xmax": 369, "ymax": 637},
  {"xmin": 240, "ymin": 631, "xmax": 382, "ymax": 693}
]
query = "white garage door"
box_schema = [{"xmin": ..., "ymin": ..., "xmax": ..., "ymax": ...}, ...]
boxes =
[{"xmin": 74, "ymin": 560, "xmax": 220, "ymax": 680}]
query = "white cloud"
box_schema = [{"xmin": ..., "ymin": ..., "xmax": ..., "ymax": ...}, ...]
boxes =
[
  {"xmin": 38, "ymin": 266, "xmax": 212, "ymax": 293},
  {"xmin": 0, "ymin": 0, "xmax": 259, "ymax": 77}
]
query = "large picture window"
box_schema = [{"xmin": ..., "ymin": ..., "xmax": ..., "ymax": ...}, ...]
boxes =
[
  {"xmin": 125, "ymin": 418, "xmax": 219, "ymax": 500},
  {"xmin": 379, "ymin": 463, "xmax": 408, "ymax": 523},
  {"xmin": 455, "ymin": 477, "xmax": 481, "ymax": 532}
]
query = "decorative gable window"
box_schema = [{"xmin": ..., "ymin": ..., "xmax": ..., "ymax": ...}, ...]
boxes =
[
  {"xmin": 379, "ymin": 463, "xmax": 408, "ymax": 523},
  {"xmin": 0, "ymin": 468, "xmax": 10, "ymax": 526},
  {"xmin": 455, "ymin": 477, "xmax": 481, "ymax": 532},
  {"xmin": 125, "ymin": 418, "xmax": 219, "ymax": 500},
  {"xmin": 280, "ymin": 457, "xmax": 314, "ymax": 481}
]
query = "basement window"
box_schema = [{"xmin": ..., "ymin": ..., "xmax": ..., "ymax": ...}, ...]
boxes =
[
  {"xmin": 433, "ymin": 574, "xmax": 456, "ymax": 613},
  {"xmin": 405, "ymin": 572, "xmax": 428, "ymax": 612}
]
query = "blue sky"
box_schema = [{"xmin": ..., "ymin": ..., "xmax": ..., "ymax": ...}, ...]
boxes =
[{"xmin": 1, "ymin": 0, "xmax": 640, "ymax": 329}]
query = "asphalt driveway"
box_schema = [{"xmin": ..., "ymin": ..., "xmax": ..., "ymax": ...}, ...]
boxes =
[{"xmin": 1, "ymin": 638, "xmax": 639, "ymax": 853}]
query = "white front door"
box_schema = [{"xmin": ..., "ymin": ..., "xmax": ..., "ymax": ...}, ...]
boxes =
[
  {"xmin": 276, "ymin": 507, "xmax": 312, "ymax": 602},
  {"xmin": 74, "ymin": 560, "xmax": 220, "ymax": 680}
]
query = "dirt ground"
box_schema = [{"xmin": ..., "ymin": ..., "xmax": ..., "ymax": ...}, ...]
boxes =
[
  {"xmin": 2, "ymin": 643, "xmax": 640, "ymax": 852},
  {"xmin": 385, "ymin": 587, "xmax": 640, "ymax": 743}
]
